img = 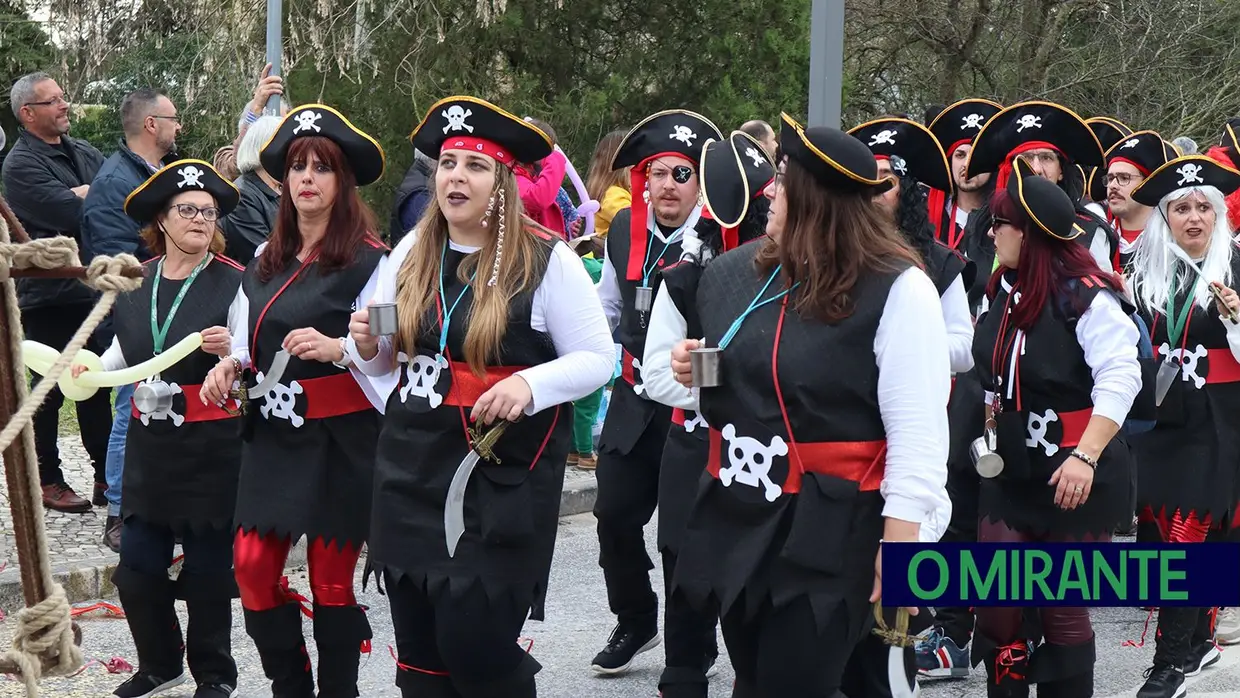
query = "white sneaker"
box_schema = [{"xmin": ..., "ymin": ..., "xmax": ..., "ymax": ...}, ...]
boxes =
[{"xmin": 1217, "ymin": 607, "xmax": 1240, "ymax": 646}]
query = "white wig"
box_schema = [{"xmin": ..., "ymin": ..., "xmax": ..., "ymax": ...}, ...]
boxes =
[
  {"xmin": 235, "ymin": 115, "xmax": 282, "ymax": 175},
  {"xmin": 1128, "ymin": 185, "xmax": 1234, "ymax": 317}
]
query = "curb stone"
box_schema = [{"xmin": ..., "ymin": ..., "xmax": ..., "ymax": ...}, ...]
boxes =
[{"xmin": 0, "ymin": 472, "xmax": 599, "ymax": 607}]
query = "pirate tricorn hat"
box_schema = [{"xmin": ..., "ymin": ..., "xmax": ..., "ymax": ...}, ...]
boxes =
[
  {"xmin": 613, "ymin": 109, "xmax": 722, "ymax": 282},
  {"xmin": 699, "ymin": 130, "xmax": 774, "ymax": 233},
  {"xmin": 410, "ymin": 96, "xmax": 553, "ymax": 169},
  {"xmin": 1086, "ymin": 116, "xmax": 1134, "ymax": 153},
  {"xmin": 1129, "ymin": 155, "xmax": 1240, "ymax": 207},
  {"xmin": 779, "ymin": 113, "xmax": 895, "ymax": 195},
  {"xmin": 966, "ymin": 101, "xmax": 1103, "ymax": 188},
  {"xmin": 849, "ymin": 116, "xmax": 953, "ymax": 194},
  {"xmin": 1094, "ymin": 130, "xmax": 1179, "ymax": 203},
  {"xmin": 125, "ymin": 159, "xmax": 240, "ymax": 224},
  {"xmin": 1007, "ymin": 158, "xmax": 1085, "ymax": 241},
  {"xmin": 1219, "ymin": 117, "xmax": 1240, "ymax": 154},
  {"xmin": 261, "ymin": 104, "xmax": 386, "ymax": 186},
  {"xmin": 928, "ymin": 98, "xmax": 1003, "ymax": 157}
]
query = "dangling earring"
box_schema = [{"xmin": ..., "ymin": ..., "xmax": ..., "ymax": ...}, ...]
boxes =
[
  {"xmin": 481, "ymin": 195, "xmax": 496, "ymax": 227},
  {"xmin": 488, "ymin": 189, "xmax": 506, "ymax": 287}
]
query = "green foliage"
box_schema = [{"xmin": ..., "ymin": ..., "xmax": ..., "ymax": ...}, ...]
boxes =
[{"xmin": 0, "ymin": 1, "xmax": 55, "ymax": 146}]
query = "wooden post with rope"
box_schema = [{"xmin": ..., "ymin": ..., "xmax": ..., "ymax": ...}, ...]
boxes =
[{"xmin": 0, "ymin": 192, "xmax": 145, "ymax": 695}]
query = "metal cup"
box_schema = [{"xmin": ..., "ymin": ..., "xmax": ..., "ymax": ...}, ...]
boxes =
[
  {"xmin": 690, "ymin": 347, "xmax": 723, "ymax": 388},
  {"xmin": 635, "ymin": 286, "xmax": 653, "ymax": 313},
  {"xmin": 971, "ymin": 425, "xmax": 1003, "ymax": 478},
  {"xmin": 368, "ymin": 302, "xmax": 399, "ymax": 336},
  {"xmin": 133, "ymin": 380, "xmax": 175, "ymax": 415}
]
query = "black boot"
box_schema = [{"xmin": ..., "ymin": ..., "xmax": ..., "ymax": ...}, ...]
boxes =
[
  {"xmin": 983, "ymin": 638, "xmax": 1031, "ymax": 698},
  {"xmin": 111, "ymin": 564, "xmax": 188, "ymax": 697},
  {"xmin": 729, "ymin": 678, "xmax": 761, "ymax": 698},
  {"xmin": 1028, "ymin": 636, "xmax": 1095, "ymax": 698},
  {"xmin": 659, "ymin": 666, "xmax": 708, "ymax": 698},
  {"xmin": 178, "ymin": 570, "xmax": 239, "ymax": 694},
  {"xmin": 244, "ymin": 603, "xmax": 315, "ymax": 698},
  {"xmin": 454, "ymin": 653, "xmax": 540, "ymax": 698},
  {"xmin": 312, "ymin": 604, "xmax": 373, "ymax": 698},
  {"xmin": 395, "ymin": 667, "xmax": 461, "ymax": 698},
  {"xmin": 1184, "ymin": 607, "xmax": 1222, "ymax": 676}
]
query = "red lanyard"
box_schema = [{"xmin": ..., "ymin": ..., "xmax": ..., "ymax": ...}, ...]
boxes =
[
  {"xmin": 989, "ymin": 286, "xmax": 1023, "ymax": 411},
  {"xmin": 251, "ymin": 250, "xmax": 321, "ymax": 368}
]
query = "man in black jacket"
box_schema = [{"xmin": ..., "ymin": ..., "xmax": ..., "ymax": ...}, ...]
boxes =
[
  {"xmin": 79, "ymin": 88, "xmax": 180, "ymax": 550},
  {"xmin": 2, "ymin": 72, "xmax": 109, "ymax": 514},
  {"xmin": 388, "ymin": 149, "xmax": 434, "ymax": 244}
]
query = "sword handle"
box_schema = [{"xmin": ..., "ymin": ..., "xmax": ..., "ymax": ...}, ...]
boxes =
[
  {"xmin": 468, "ymin": 420, "xmax": 512, "ymax": 464},
  {"xmin": 221, "ymin": 383, "xmax": 249, "ymax": 417}
]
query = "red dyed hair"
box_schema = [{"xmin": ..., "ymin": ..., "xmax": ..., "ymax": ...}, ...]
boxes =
[
  {"xmin": 258, "ymin": 136, "xmax": 380, "ymax": 282},
  {"xmin": 985, "ymin": 188, "xmax": 1122, "ymax": 329},
  {"xmin": 1204, "ymin": 145, "xmax": 1240, "ymax": 232}
]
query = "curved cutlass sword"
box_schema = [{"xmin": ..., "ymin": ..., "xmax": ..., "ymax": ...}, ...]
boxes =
[{"xmin": 444, "ymin": 419, "xmax": 513, "ymax": 557}]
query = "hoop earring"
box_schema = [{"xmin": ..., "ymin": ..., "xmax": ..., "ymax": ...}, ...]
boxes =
[{"xmin": 488, "ymin": 188, "xmax": 506, "ymax": 287}]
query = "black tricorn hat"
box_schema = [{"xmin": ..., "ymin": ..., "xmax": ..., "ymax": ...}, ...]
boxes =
[
  {"xmin": 1129, "ymin": 155, "xmax": 1240, "ymax": 207},
  {"xmin": 779, "ymin": 113, "xmax": 894, "ymax": 194},
  {"xmin": 1219, "ymin": 117, "xmax": 1240, "ymax": 153},
  {"xmin": 1086, "ymin": 116, "xmax": 1134, "ymax": 153},
  {"xmin": 1091, "ymin": 130, "xmax": 1178, "ymax": 202},
  {"xmin": 1008, "ymin": 158, "xmax": 1084, "ymax": 241},
  {"xmin": 261, "ymin": 104, "xmax": 385, "ymax": 186},
  {"xmin": 410, "ymin": 95, "xmax": 553, "ymax": 167},
  {"xmin": 700, "ymin": 130, "xmax": 775, "ymax": 228},
  {"xmin": 613, "ymin": 109, "xmax": 721, "ymax": 170},
  {"xmin": 124, "ymin": 159, "xmax": 240, "ymax": 224},
  {"xmin": 966, "ymin": 101, "xmax": 1104, "ymax": 178},
  {"xmin": 849, "ymin": 116, "xmax": 953, "ymax": 194},
  {"xmin": 928, "ymin": 98, "xmax": 1003, "ymax": 155}
]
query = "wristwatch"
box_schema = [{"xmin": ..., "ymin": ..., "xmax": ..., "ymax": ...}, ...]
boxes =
[{"xmin": 331, "ymin": 337, "xmax": 353, "ymax": 369}]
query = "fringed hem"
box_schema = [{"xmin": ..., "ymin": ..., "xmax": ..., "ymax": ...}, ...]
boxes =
[{"xmin": 234, "ymin": 520, "xmax": 367, "ymax": 551}]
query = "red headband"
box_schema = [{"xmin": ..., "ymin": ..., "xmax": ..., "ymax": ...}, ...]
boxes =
[
  {"xmin": 625, "ymin": 152, "xmax": 696, "ymax": 281},
  {"xmin": 996, "ymin": 141, "xmax": 1065, "ymax": 191},
  {"xmin": 441, "ymin": 137, "xmax": 515, "ymax": 166},
  {"xmin": 1108, "ymin": 156, "xmax": 1150, "ymax": 177}
]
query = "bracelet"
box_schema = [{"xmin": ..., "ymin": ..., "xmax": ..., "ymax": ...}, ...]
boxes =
[
  {"xmin": 226, "ymin": 355, "xmax": 242, "ymax": 376},
  {"xmin": 1069, "ymin": 448, "xmax": 1098, "ymax": 470}
]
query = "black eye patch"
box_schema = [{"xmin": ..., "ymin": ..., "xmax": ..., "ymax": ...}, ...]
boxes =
[{"xmin": 672, "ymin": 165, "xmax": 694, "ymax": 183}]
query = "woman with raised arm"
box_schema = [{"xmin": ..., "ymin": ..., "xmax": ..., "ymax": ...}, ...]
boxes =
[
  {"xmin": 667, "ymin": 115, "xmax": 950, "ymax": 698},
  {"xmin": 346, "ymin": 96, "xmax": 614, "ymax": 698},
  {"xmin": 79, "ymin": 161, "xmax": 243, "ymax": 698},
  {"xmin": 199, "ymin": 104, "xmax": 390, "ymax": 698}
]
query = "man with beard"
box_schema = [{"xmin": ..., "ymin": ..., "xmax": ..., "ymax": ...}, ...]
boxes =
[
  {"xmin": 80, "ymin": 87, "xmax": 181, "ymax": 552},
  {"xmin": 1101, "ymin": 130, "xmax": 1177, "ymax": 273},
  {"xmin": 927, "ymin": 99, "xmax": 1002, "ymax": 257}
]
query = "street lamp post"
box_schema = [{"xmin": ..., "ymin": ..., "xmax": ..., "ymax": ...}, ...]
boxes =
[
  {"xmin": 265, "ymin": 0, "xmax": 283, "ymax": 115},
  {"xmin": 808, "ymin": 0, "xmax": 846, "ymax": 128}
]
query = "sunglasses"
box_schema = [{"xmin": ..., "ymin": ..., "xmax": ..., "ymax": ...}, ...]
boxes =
[{"xmin": 991, "ymin": 216, "xmax": 1012, "ymax": 228}]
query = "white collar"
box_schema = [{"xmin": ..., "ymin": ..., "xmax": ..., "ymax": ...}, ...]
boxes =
[{"xmin": 648, "ymin": 203, "xmax": 703, "ymax": 244}]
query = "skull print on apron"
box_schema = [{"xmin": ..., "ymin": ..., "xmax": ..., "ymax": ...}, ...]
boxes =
[{"xmin": 399, "ymin": 240, "xmax": 475, "ymax": 413}]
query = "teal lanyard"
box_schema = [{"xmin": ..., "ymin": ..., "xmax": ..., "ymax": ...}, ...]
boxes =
[
  {"xmin": 150, "ymin": 253, "xmax": 212, "ymax": 354},
  {"xmin": 718, "ymin": 265, "xmax": 799, "ymax": 350},
  {"xmin": 1165, "ymin": 271, "xmax": 1197, "ymax": 349},
  {"xmin": 641, "ymin": 221, "xmax": 688, "ymax": 287},
  {"xmin": 438, "ymin": 241, "xmax": 477, "ymax": 355}
]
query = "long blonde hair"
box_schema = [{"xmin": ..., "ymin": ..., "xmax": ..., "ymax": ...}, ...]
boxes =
[
  {"xmin": 394, "ymin": 165, "xmax": 551, "ymax": 375},
  {"xmin": 586, "ymin": 130, "xmax": 630, "ymax": 202}
]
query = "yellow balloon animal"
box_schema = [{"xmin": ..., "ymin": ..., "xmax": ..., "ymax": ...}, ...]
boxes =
[{"xmin": 23, "ymin": 332, "xmax": 204, "ymax": 401}]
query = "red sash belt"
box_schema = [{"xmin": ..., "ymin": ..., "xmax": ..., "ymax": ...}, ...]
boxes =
[
  {"xmin": 706, "ymin": 427, "xmax": 887, "ymax": 495},
  {"xmin": 295, "ymin": 372, "xmax": 373, "ymax": 419},
  {"xmin": 672, "ymin": 408, "xmax": 689, "ymax": 426},
  {"xmin": 129, "ymin": 382, "xmax": 236, "ymax": 423},
  {"xmin": 443, "ymin": 363, "xmax": 525, "ymax": 407},
  {"xmin": 620, "ymin": 348, "xmax": 638, "ymax": 387},
  {"xmin": 1053, "ymin": 407, "xmax": 1092, "ymax": 450},
  {"xmin": 1151, "ymin": 346, "xmax": 1240, "ymax": 385}
]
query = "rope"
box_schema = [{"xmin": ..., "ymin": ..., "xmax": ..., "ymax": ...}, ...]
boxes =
[
  {"xmin": 0, "ymin": 227, "xmax": 142, "ymax": 695},
  {"xmin": 1, "ymin": 585, "xmax": 81, "ymax": 693}
]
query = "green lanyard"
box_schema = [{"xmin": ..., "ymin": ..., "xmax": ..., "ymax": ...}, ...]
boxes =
[
  {"xmin": 1164, "ymin": 271, "xmax": 1198, "ymax": 349},
  {"xmin": 150, "ymin": 254, "xmax": 212, "ymax": 354}
]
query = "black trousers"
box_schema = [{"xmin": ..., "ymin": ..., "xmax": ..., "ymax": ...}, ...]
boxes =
[
  {"xmin": 594, "ymin": 415, "xmax": 669, "ymax": 624},
  {"xmin": 932, "ymin": 524, "xmax": 976, "ymax": 647},
  {"xmin": 722, "ymin": 595, "xmax": 861, "ymax": 698},
  {"xmin": 660, "ymin": 550, "xmax": 718, "ymax": 697},
  {"xmin": 386, "ymin": 572, "xmax": 538, "ymax": 696},
  {"xmin": 21, "ymin": 302, "xmax": 110, "ymax": 486}
]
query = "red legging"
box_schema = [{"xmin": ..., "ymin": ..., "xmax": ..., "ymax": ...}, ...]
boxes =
[
  {"xmin": 234, "ymin": 529, "xmax": 363, "ymax": 611},
  {"xmin": 974, "ymin": 518, "xmax": 1105, "ymax": 646}
]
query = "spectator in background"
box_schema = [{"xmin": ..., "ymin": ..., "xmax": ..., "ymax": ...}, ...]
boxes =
[
  {"xmin": 2, "ymin": 72, "xmax": 110, "ymax": 514},
  {"xmin": 526, "ymin": 118, "xmax": 581, "ymax": 234},
  {"xmin": 584, "ymin": 129, "xmax": 631, "ymax": 239},
  {"xmin": 80, "ymin": 87, "xmax": 181, "ymax": 551},
  {"xmin": 389, "ymin": 148, "xmax": 434, "ymax": 245},
  {"xmin": 213, "ymin": 145, "xmax": 239, "ymax": 181},
  {"xmin": 213, "ymin": 64, "xmax": 286, "ymax": 194},
  {"xmin": 739, "ymin": 119, "xmax": 777, "ymax": 158},
  {"xmin": 220, "ymin": 114, "xmax": 281, "ymax": 262},
  {"xmin": 1173, "ymin": 136, "xmax": 1199, "ymax": 155},
  {"xmin": 516, "ymin": 117, "xmax": 570, "ymax": 236}
]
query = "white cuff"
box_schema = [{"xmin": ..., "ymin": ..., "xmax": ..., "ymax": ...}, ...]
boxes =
[
  {"xmin": 881, "ymin": 495, "xmax": 931, "ymax": 526},
  {"xmin": 1091, "ymin": 396, "xmax": 1131, "ymax": 427}
]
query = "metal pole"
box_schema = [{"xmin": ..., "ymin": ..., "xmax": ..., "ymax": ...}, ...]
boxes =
[
  {"xmin": 808, "ymin": 0, "xmax": 846, "ymax": 128},
  {"xmin": 264, "ymin": 0, "xmax": 283, "ymax": 115}
]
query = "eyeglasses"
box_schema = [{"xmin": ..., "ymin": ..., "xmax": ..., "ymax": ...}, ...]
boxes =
[
  {"xmin": 24, "ymin": 96, "xmax": 70, "ymax": 108},
  {"xmin": 169, "ymin": 203, "xmax": 221, "ymax": 222},
  {"xmin": 1105, "ymin": 172, "xmax": 1140, "ymax": 187},
  {"xmin": 772, "ymin": 171, "xmax": 785, "ymax": 191},
  {"xmin": 150, "ymin": 115, "xmax": 181, "ymax": 124},
  {"xmin": 992, "ymin": 216, "xmax": 1012, "ymax": 228}
]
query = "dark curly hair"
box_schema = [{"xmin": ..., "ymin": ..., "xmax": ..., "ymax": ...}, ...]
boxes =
[
  {"xmin": 692, "ymin": 195, "xmax": 770, "ymax": 262},
  {"xmin": 894, "ymin": 172, "xmax": 935, "ymax": 262}
]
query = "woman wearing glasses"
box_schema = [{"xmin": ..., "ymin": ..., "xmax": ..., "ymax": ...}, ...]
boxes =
[
  {"xmin": 668, "ymin": 116, "xmax": 950, "ymax": 697},
  {"xmin": 200, "ymin": 105, "xmax": 390, "ymax": 698},
  {"xmin": 73, "ymin": 160, "xmax": 245, "ymax": 698},
  {"xmin": 972, "ymin": 161, "xmax": 1141, "ymax": 698}
]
